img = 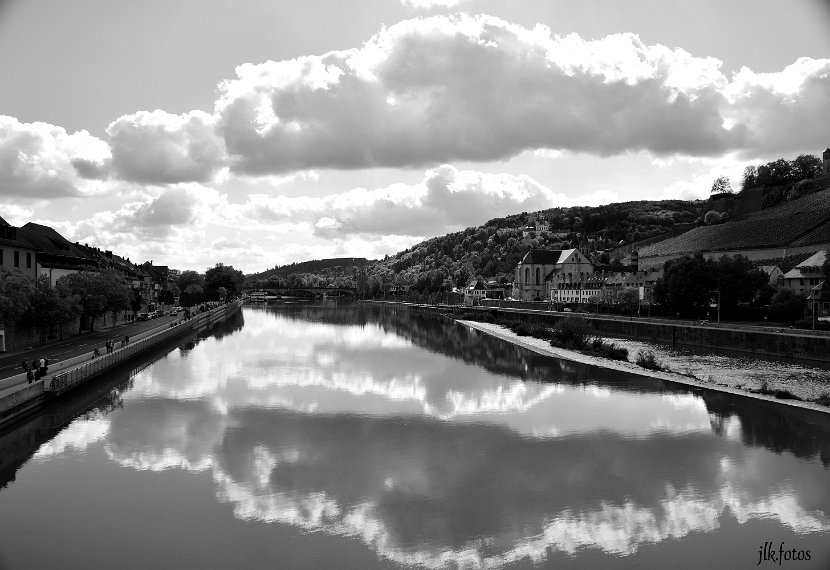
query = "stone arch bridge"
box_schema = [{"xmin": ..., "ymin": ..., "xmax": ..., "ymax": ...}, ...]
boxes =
[{"xmin": 242, "ymin": 287, "xmax": 357, "ymax": 299}]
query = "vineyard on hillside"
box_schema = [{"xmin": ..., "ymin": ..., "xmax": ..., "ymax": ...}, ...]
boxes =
[{"xmin": 640, "ymin": 189, "xmax": 830, "ymax": 257}]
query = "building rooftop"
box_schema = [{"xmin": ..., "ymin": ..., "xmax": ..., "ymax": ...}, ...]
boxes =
[
  {"xmin": 782, "ymin": 250, "xmax": 828, "ymax": 279},
  {"xmin": 520, "ymin": 249, "xmax": 570, "ymax": 265}
]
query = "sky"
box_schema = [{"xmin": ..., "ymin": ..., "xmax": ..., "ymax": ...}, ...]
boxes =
[{"xmin": 1, "ymin": 0, "xmax": 829, "ymax": 274}]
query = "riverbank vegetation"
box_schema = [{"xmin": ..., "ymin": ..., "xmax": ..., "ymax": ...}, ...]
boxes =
[
  {"xmin": 246, "ymin": 199, "xmax": 705, "ymax": 294},
  {"xmin": 634, "ymin": 349, "xmax": 666, "ymax": 371},
  {"xmin": 466, "ymin": 312, "xmax": 630, "ymax": 362}
]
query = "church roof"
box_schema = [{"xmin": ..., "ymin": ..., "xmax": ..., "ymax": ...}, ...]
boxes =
[{"xmin": 521, "ymin": 249, "xmax": 565, "ymax": 265}]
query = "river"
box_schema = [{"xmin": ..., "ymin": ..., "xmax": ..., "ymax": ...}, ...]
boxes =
[{"xmin": 0, "ymin": 303, "xmax": 828, "ymax": 569}]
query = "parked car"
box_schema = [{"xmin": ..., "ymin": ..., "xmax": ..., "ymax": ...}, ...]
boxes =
[
  {"xmin": 152, "ymin": 310, "xmax": 165, "ymax": 318},
  {"xmin": 169, "ymin": 308, "xmax": 179, "ymax": 316},
  {"xmin": 137, "ymin": 312, "xmax": 150, "ymax": 321}
]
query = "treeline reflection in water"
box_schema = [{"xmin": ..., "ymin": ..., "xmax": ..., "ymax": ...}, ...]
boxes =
[
  {"xmin": 260, "ymin": 303, "xmax": 830, "ymax": 467},
  {"xmin": 0, "ymin": 302, "xmax": 828, "ymax": 569}
]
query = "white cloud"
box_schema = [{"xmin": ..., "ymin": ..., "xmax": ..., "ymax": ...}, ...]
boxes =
[
  {"xmin": 0, "ymin": 202, "xmax": 35, "ymax": 226},
  {"xmin": 401, "ymin": 0, "xmax": 472, "ymax": 8},
  {"xmin": 215, "ymin": 15, "xmax": 743, "ymax": 175},
  {"xmin": 5, "ymin": 15, "xmax": 830, "ymax": 200},
  {"xmin": 106, "ymin": 110, "xmax": 226, "ymax": 184},
  {"xmin": 0, "ymin": 115, "xmax": 110, "ymax": 198},
  {"xmin": 723, "ymin": 57, "xmax": 830, "ymax": 157},
  {"xmin": 231, "ymin": 165, "xmax": 562, "ymax": 237},
  {"xmin": 213, "ymin": 14, "xmax": 830, "ymax": 175}
]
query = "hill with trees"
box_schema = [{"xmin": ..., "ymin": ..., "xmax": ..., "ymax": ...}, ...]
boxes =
[
  {"xmin": 244, "ymin": 152, "xmax": 828, "ymax": 300},
  {"xmin": 246, "ymin": 258, "xmax": 375, "ymax": 290},
  {"xmin": 246, "ymin": 199, "xmax": 705, "ymax": 295}
]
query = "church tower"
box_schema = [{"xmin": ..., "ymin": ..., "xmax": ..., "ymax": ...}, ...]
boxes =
[{"xmin": 823, "ymin": 148, "xmax": 830, "ymax": 176}]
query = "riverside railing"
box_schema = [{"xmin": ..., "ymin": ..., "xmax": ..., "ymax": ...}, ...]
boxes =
[{"xmin": 45, "ymin": 301, "xmax": 241, "ymax": 395}]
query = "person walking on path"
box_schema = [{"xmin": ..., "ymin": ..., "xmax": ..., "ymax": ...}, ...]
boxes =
[
  {"xmin": 124, "ymin": 334, "xmax": 130, "ymax": 346},
  {"xmin": 21, "ymin": 360, "xmax": 34, "ymax": 384}
]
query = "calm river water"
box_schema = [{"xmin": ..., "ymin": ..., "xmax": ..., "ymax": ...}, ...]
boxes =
[{"xmin": 0, "ymin": 303, "xmax": 829, "ymax": 569}]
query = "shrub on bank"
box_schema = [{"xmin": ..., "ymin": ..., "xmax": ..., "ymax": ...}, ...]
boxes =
[
  {"xmin": 507, "ymin": 320, "xmax": 554, "ymax": 339},
  {"xmin": 587, "ymin": 338, "xmax": 630, "ymax": 361},
  {"xmin": 756, "ymin": 381, "xmax": 803, "ymax": 400},
  {"xmin": 815, "ymin": 392, "xmax": 830, "ymax": 406},
  {"xmin": 551, "ymin": 316, "xmax": 592, "ymax": 349},
  {"xmin": 635, "ymin": 349, "xmax": 666, "ymax": 371},
  {"xmin": 503, "ymin": 316, "xmax": 627, "ymax": 361}
]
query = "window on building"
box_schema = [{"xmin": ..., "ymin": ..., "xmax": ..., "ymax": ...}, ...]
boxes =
[
  {"xmin": 26, "ymin": 252, "xmax": 31, "ymax": 268},
  {"xmin": 535, "ymin": 268, "xmax": 540, "ymax": 285},
  {"xmin": 13, "ymin": 250, "xmax": 19, "ymax": 267},
  {"xmin": 525, "ymin": 268, "xmax": 529, "ymax": 283},
  {"xmin": 0, "ymin": 248, "xmax": 3, "ymax": 265}
]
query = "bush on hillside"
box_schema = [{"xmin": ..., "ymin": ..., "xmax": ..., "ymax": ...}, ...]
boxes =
[{"xmin": 704, "ymin": 210, "xmax": 724, "ymax": 225}]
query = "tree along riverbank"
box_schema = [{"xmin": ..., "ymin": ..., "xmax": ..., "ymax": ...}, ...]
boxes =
[{"xmin": 459, "ymin": 320, "xmax": 830, "ymax": 415}]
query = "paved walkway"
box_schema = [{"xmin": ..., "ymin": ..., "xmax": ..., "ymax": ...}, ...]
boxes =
[{"xmin": 0, "ymin": 315, "xmax": 183, "ymax": 381}]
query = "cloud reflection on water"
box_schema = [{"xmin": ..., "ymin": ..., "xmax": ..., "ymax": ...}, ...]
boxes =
[{"xmin": 34, "ymin": 306, "xmax": 830, "ymax": 567}]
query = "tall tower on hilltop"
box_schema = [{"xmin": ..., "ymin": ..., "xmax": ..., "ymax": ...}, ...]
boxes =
[{"xmin": 824, "ymin": 148, "xmax": 830, "ymax": 175}]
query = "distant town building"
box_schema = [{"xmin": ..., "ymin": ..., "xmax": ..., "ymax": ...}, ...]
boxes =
[
  {"xmin": 464, "ymin": 280, "xmax": 504, "ymax": 305},
  {"xmin": 513, "ymin": 248, "xmax": 593, "ymax": 301},
  {"xmin": 824, "ymin": 148, "xmax": 830, "ymax": 176},
  {"xmin": 757, "ymin": 265, "xmax": 784, "ymax": 286},
  {"xmin": 464, "ymin": 280, "xmax": 488, "ymax": 305},
  {"xmin": 0, "ymin": 216, "xmax": 38, "ymax": 278},
  {"xmin": 17, "ymin": 223, "xmax": 98, "ymax": 285},
  {"xmin": 782, "ymin": 250, "xmax": 827, "ymax": 295}
]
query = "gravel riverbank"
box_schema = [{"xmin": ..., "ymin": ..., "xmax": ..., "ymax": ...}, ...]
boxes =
[{"xmin": 458, "ymin": 320, "xmax": 830, "ymax": 415}]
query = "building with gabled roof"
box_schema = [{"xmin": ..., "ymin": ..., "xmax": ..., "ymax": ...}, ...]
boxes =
[
  {"xmin": 513, "ymin": 248, "xmax": 593, "ymax": 301},
  {"xmin": 17, "ymin": 223, "xmax": 99, "ymax": 285},
  {"xmin": 463, "ymin": 279, "xmax": 488, "ymax": 305},
  {"xmin": 756, "ymin": 265, "xmax": 784, "ymax": 286},
  {"xmin": 782, "ymin": 250, "xmax": 827, "ymax": 295},
  {"xmin": 0, "ymin": 218, "xmax": 38, "ymax": 278}
]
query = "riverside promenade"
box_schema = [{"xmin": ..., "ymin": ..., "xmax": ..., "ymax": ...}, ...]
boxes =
[{"xmin": 0, "ymin": 301, "xmax": 242, "ymax": 427}]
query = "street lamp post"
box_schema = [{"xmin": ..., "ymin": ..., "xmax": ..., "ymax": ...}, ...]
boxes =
[
  {"xmin": 710, "ymin": 289, "xmax": 721, "ymax": 324},
  {"xmin": 813, "ymin": 300, "xmax": 816, "ymax": 331}
]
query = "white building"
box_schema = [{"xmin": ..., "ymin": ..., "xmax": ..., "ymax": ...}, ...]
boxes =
[{"xmin": 782, "ymin": 251, "xmax": 827, "ymax": 295}]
